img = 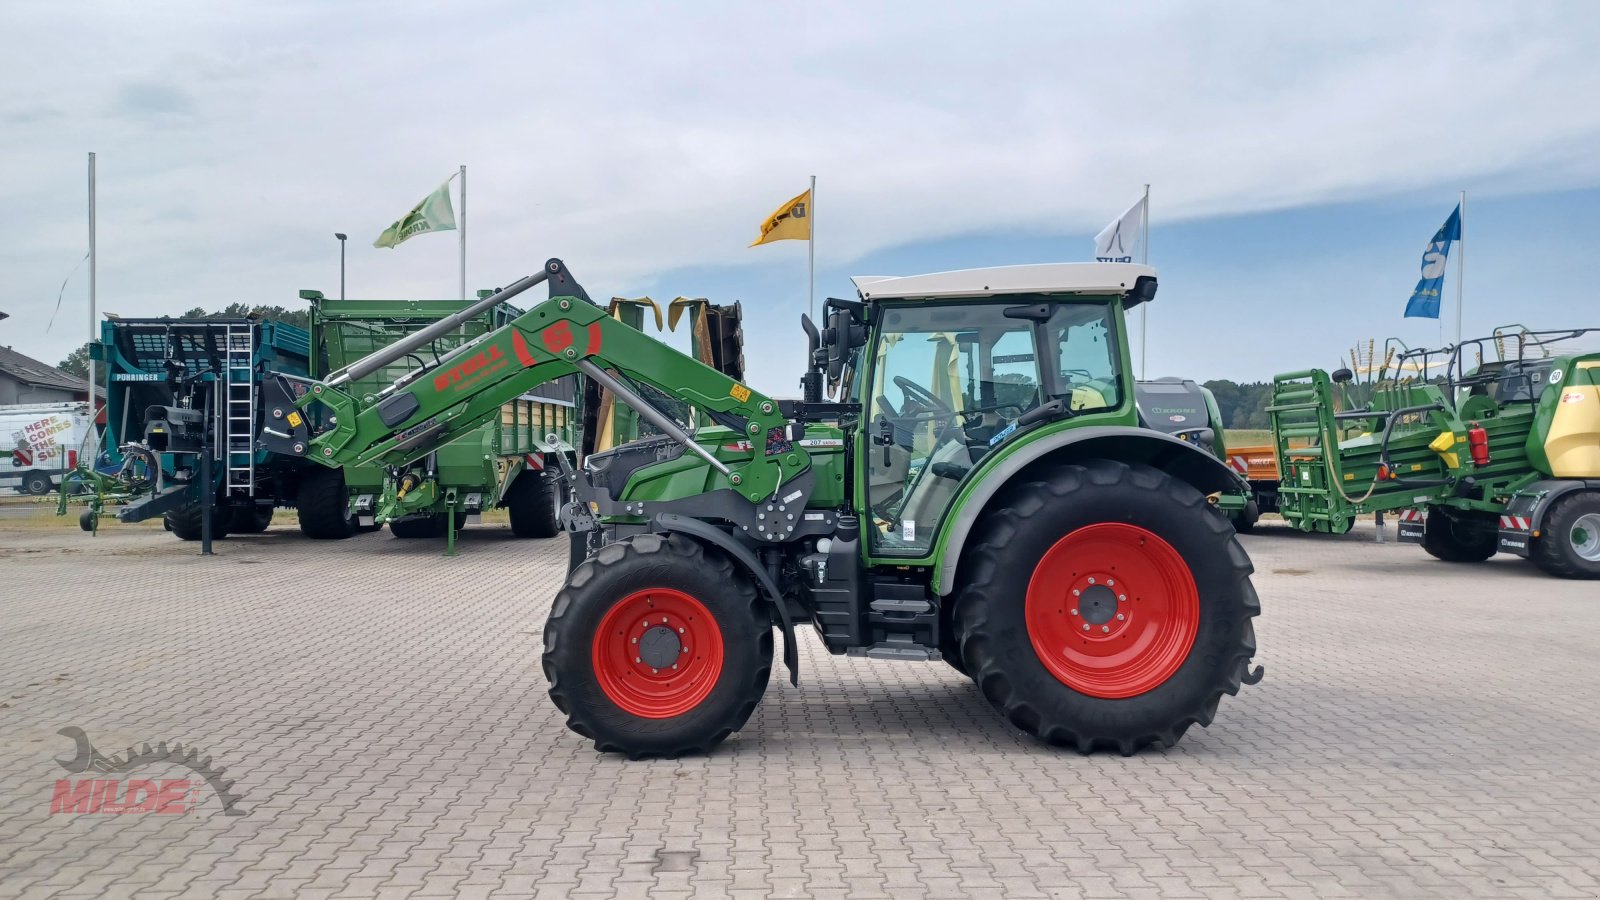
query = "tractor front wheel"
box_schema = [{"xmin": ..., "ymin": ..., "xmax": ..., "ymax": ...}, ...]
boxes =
[
  {"xmin": 544, "ymin": 533, "xmax": 773, "ymax": 758},
  {"xmin": 1421, "ymin": 508, "xmax": 1497, "ymax": 563},
  {"xmin": 1530, "ymin": 491, "xmax": 1600, "ymax": 579},
  {"xmin": 954, "ymin": 460, "xmax": 1260, "ymax": 755}
]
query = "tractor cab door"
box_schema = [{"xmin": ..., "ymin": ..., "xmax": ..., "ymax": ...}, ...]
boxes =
[{"xmin": 863, "ymin": 298, "xmax": 1123, "ymax": 555}]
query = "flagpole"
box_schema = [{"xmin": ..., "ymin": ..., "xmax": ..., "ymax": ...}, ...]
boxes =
[
  {"xmin": 808, "ymin": 174, "xmax": 816, "ymax": 322},
  {"xmin": 1140, "ymin": 183, "xmax": 1150, "ymax": 380},
  {"xmin": 1455, "ymin": 190, "xmax": 1465, "ymax": 347},
  {"xmin": 87, "ymin": 152, "xmax": 96, "ymax": 413},
  {"xmin": 458, "ymin": 165, "xmax": 467, "ymax": 300}
]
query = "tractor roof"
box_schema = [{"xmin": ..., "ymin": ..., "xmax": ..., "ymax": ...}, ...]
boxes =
[{"xmin": 851, "ymin": 262, "xmax": 1157, "ymax": 305}]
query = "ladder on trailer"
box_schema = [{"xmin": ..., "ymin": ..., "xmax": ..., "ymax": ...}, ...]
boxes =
[{"xmin": 223, "ymin": 323, "xmax": 256, "ymax": 495}]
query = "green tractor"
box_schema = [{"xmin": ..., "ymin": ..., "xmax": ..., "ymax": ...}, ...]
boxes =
[
  {"xmin": 1269, "ymin": 327, "xmax": 1600, "ymax": 578},
  {"xmin": 264, "ymin": 259, "xmax": 1263, "ymax": 757}
]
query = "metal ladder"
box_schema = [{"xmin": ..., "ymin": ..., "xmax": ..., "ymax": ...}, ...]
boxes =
[{"xmin": 223, "ymin": 323, "xmax": 256, "ymax": 495}]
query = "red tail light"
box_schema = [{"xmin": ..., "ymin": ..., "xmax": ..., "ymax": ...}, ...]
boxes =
[
  {"xmin": 1467, "ymin": 423, "xmax": 1491, "ymax": 466},
  {"xmin": 1377, "ymin": 464, "xmax": 1392, "ymax": 481}
]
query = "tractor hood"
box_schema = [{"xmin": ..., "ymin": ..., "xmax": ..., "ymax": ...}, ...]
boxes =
[{"xmin": 585, "ymin": 424, "xmax": 848, "ymax": 508}]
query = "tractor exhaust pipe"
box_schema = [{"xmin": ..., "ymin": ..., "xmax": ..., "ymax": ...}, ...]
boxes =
[{"xmin": 326, "ymin": 258, "xmax": 584, "ymax": 388}]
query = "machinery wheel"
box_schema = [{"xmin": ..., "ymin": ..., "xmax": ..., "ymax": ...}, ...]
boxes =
[
  {"xmin": 507, "ymin": 470, "xmax": 561, "ymax": 538},
  {"xmin": 78, "ymin": 510, "xmax": 95, "ymax": 532},
  {"xmin": 166, "ymin": 504, "xmax": 229, "ymax": 542},
  {"xmin": 1234, "ymin": 499, "xmax": 1260, "ymax": 534},
  {"xmin": 544, "ymin": 533, "xmax": 773, "ymax": 759},
  {"xmin": 1421, "ymin": 507, "xmax": 1497, "ymax": 562},
  {"xmin": 388, "ymin": 514, "xmax": 447, "ymax": 539},
  {"xmin": 954, "ymin": 460, "xmax": 1260, "ymax": 755},
  {"xmin": 230, "ymin": 505, "xmax": 274, "ymax": 534},
  {"xmin": 22, "ymin": 471, "xmax": 53, "ymax": 495},
  {"xmin": 1530, "ymin": 491, "xmax": 1600, "ymax": 579},
  {"xmin": 295, "ymin": 467, "xmax": 355, "ymax": 540}
]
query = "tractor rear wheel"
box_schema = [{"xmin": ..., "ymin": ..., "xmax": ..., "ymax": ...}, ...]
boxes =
[
  {"xmin": 1530, "ymin": 491, "xmax": 1600, "ymax": 579},
  {"xmin": 507, "ymin": 470, "xmax": 561, "ymax": 538},
  {"xmin": 544, "ymin": 533, "xmax": 773, "ymax": 759},
  {"xmin": 296, "ymin": 467, "xmax": 355, "ymax": 540},
  {"xmin": 954, "ymin": 460, "xmax": 1260, "ymax": 755},
  {"xmin": 1421, "ymin": 507, "xmax": 1497, "ymax": 562}
]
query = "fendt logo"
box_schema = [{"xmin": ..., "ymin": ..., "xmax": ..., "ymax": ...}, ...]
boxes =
[{"xmin": 433, "ymin": 344, "xmax": 505, "ymax": 392}]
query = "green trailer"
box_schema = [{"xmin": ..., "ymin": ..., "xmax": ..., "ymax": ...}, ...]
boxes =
[
  {"xmin": 1268, "ymin": 327, "xmax": 1600, "ymax": 578},
  {"xmin": 301, "ymin": 290, "xmax": 580, "ymax": 550}
]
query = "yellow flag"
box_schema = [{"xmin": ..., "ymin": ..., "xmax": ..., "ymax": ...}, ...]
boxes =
[{"xmin": 749, "ymin": 189, "xmax": 812, "ymax": 247}]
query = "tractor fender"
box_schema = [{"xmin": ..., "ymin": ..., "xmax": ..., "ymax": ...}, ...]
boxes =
[
  {"xmin": 652, "ymin": 513, "xmax": 799, "ymax": 686},
  {"xmin": 1504, "ymin": 479, "xmax": 1600, "ymax": 532},
  {"xmin": 933, "ymin": 425, "xmax": 1245, "ymax": 596}
]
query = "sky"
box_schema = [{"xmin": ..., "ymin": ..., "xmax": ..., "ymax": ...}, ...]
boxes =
[{"xmin": 3, "ymin": 1, "xmax": 1599, "ymax": 396}]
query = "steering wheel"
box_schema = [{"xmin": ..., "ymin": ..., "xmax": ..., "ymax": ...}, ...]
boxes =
[{"xmin": 893, "ymin": 375, "xmax": 955, "ymax": 419}]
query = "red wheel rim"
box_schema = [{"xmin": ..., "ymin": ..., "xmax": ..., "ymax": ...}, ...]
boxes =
[
  {"xmin": 1024, "ymin": 523, "xmax": 1199, "ymax": 699},
  {"xmin": 592, "ymin": 588, "xmax": 725, "ymax": 719}
]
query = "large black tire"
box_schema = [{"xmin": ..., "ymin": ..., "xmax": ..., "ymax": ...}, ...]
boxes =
[
  {"xmin": 229, "ymin": 504, "xmax": 274, "ymax": 534},
  {"xmin": 388, "ymin": 514, "xmax": 447, "ymax": 539},
  {"xmin": 1530, "ymin": 491, "xmax": 1600, "ymax": 579},
  {"xmin": 22, "ymin": 471, "xmax": 53, "ymax": 495},
  {"xmin": 544, "ymin": 533, "xmax": 773, "ymax": 759},
  {"xmin": 79, "ymin": 510, "xmax": 95, "ymax": 532},
  {"xmin": 507, "ymin": 470, "xmax": 561, "ymax": 539},
  {"xmin": 296, "ymin": 467, "xmax": 355, "ymax": 540},
  {"xmin": 953, "ymin": 461, "xmax": 1260, "ymax": 755},
  {"xmin": 1421, "ymin": 507, "xmax": 1497, "ymax": 562},
  {"xmin": 166, "ymin": 504, "xmax": 229, "ymax": 542}
]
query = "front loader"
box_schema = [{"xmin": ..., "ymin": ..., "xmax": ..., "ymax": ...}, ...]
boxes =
[{"xmin": 263, "ymin": 258, "xmax": 1263, "ymax": 758}]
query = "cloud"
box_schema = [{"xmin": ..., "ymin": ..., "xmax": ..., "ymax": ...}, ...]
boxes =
[
  {"xmin": 3, "ymin": 1, "xmax": 1600, "ymax": 381},
  {"xmin": 108, "ymin": 82, "xmax": 198, "ymax": 121}
]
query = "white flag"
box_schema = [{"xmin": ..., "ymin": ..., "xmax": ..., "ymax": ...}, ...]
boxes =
[
  {"xmin": 1094, "ymin": 196, "xmax": 1146, "ymax": 263},
  {"xmin": 373, "ymin": 178, "xmax": 458, "ymax": 249}
]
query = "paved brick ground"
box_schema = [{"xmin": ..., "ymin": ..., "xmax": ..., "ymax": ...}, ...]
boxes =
[{"xmin": 1, "ymin": 517, "xmax": 1597, "ymax": 899}]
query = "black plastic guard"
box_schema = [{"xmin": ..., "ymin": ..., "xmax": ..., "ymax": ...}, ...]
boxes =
[{"xmin": 653, "ymin": 513, "xmax": 800, "ymax": 686}]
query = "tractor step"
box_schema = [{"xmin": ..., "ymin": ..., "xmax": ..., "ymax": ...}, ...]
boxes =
[{"xmin": 849, "ymin": 637, "xmax": 940, "ymax": 661}]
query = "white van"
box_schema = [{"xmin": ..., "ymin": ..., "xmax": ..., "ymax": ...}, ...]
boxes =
[{"xmin": 1, "ymin": 403, "xmax": 96, "ymax": 494}]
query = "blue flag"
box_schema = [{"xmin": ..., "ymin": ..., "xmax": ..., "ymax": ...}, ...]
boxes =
[{"xmin": 1403, "ymin": 204, "xmax": 1462, "ymax": 319}]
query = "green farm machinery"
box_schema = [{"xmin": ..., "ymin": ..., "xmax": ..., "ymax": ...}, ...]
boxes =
[
  {"xmin": 63, "ymin": 315, "xmax": 323, "ymax": 541},
  {"xmin": 264, "ymin": 258, "xmax": 1262, "ymax": 757},
  {"xmin": 1269, "ymin": 327, "xmax": 1600, "ymax": 578},
  {"xmin": 299, "ymin": 290, "xmax": 580, "ymax": 548},
  {"xmin": 1135, "ymin": 377, "xmax": 1259, "ymax": 531}
]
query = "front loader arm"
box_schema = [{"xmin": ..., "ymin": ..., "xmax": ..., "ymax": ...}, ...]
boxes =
[{"xmin": 263, "ymin": 266, "xmax": 808, "ymax": 504}]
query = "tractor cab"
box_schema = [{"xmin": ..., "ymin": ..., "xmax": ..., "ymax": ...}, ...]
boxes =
[{"xmin": 825, "ymin": 264, "xmax": 1155, "ymax": 555}]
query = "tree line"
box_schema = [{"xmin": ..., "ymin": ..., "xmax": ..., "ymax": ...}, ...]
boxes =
[
  {"xmin": 56, "ymin": 303, "xmax": 310, "ymax": 378},
  {"xmin": 1200, "ymin": 379, "xmax": 1275, "ymax": 430}
]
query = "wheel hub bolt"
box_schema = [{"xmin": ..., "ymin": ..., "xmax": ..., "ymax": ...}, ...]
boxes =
[
  {"xmin": 1087, "ymin": 577, "xmax": 1096, "ymax": 584},
  {"xmin": 635, "ymin": 657, "xmax": 641, "ymax": 663},
  {"xmin": 1101, "ymin": 625, "xmax": 1110, "ymax": 633},
  {"xmin": 1082, "ymin": 624, "xmax": 1090, "ymax": 631},
  {"xmin": 632, "ymin": 637, "xmax": 638, "ymax": 644},
  {"xmin": 1070, "ymin": 608, "xmax": 1079, "ymax": 616},
  {"xmin": 651, "ymin": 668, "xmax": 658, "ymax": 674},
  {"xmin": 1072, "ymin": 589, "xmax": 1081, "ymax": 597},
  {"xmin": 678, "ymin": 627, "xmax": 685, "ymax": 634},
  {"xmin": 1116, "ymin": 613, "xmax": 1125, "ymax": 621},
  {"xmin": 1118, "ymin": 594, "xmax": 1126, "ymax": 602}
]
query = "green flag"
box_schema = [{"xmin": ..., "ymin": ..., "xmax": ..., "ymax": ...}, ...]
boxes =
[{"xmin": 373, "ymin": 178, "xmax": 457, "ymax": 249}]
